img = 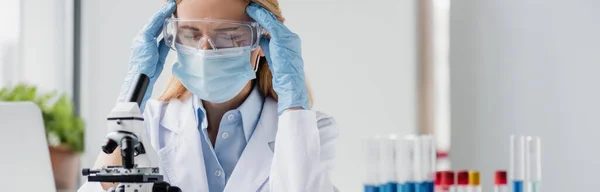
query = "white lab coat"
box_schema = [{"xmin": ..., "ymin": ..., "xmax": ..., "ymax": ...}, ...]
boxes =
[{"xmin": 78, "ymin": 96, "xmax": 339, "ymax": 192}]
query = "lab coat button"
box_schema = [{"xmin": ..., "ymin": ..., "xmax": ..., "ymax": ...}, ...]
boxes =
[
  {"xmin": 221, "ymin": 132, "xmax": 229, "ymax": 139},
  {"xmin": 227, "ymin": 114, "xmax": 234, "ymax": 121},
  {"xmin": 215, "ymin": 170, "xmax": 223, "ymax": 177}
]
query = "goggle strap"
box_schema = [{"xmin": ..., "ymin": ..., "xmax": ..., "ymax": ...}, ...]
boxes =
[{"xmin": 254, "ymin": 56, "xmax": 262, "ymax": 72}]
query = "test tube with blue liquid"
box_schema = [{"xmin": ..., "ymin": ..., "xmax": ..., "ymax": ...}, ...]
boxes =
[
  {"xmin": 413, "ymin": 136, "xmax": 425, "ymax": 192},
  {"xmin": 379, "ymin": 135, "xmax": 398, "ymax": 192},
  {"xmin": 525, "ymin": 137, "xmax": 541, "ymax": 192},
  {"xmin": 364, "ymin": 136, "xmax": 381, "ymax": 192},
  {"xmin": 510, "ymin": 135, "xmax": 525, "ymax": 192},
  {"xmin": 428, "ymin": 136, "xmax": 436, "ymax": 192},
  {"xmin": 419, "ymin": 136, "xmax": 435, "ymax": 192},
  {"xmin": 396, "ymin": 135, "xmax": 416, "ymax": 192}
]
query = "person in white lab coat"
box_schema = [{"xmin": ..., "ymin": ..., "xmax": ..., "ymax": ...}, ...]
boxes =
[{"xmin": 78, "ymin": 0, "xmax": 339, "ymax": 191}]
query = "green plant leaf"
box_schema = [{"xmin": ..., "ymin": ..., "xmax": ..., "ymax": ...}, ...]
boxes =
[{"xmin": 0, "ymin": 87, "xmax": 9, "ymax": 100}]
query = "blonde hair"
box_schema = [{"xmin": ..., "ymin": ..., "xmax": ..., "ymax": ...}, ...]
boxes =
[{"xmin": 159, "ymin": 0, "xmax": 312, "ymax": 105}]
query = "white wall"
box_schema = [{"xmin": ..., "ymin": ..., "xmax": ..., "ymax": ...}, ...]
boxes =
[
  {"xmin": 0, "ymin": 1, "xmax": 19, "ymax": 86},
  {"xmin": 81, "ymin": 0, "xmax": 417, "ymax": 191},
  {"xmin": 279, "ymin": 0, "xmax": 417, "ymax": 191},
  {"xmin": 20, "ymin": 0, "xmax": 73, "ymax": 95},
  {"xmin": 80, "ymin": 0, "xmax": 175, "ymax": 181},
  {"xmin": 450, "ymin": 0, "xmax": 600, "ymax": 191}
]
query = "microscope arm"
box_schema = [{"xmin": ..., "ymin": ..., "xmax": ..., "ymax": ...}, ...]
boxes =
[{"xmin": 82, "ymin": 74, "xmax": 181, "ymax": 192}]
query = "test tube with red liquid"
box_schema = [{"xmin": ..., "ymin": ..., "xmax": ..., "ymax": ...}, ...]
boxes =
[
  {"xmin": 439, "ymin": 171, "xmax": 455, "ymax": 192},
  {"xmin": 495, "ymin": 170, "xmax": 508, "ymax": 192},
  {"xmin": 456, "ymin": 171, "xmax": 469, "ymax": 192}
]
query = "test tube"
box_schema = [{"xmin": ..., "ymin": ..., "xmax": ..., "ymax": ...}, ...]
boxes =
[
  {"xmin": 434, "ymin": 172, "xmax": 442, "ymax": 192},
  {"xmin": 418, "ymin": 136, "xmax": 434, "ymax": 192},
  {"xmin": 379, "ymin": 135, "xmax": 398, "ymax": 192},
  {"xmin": 439, "ymin": 171, "xmax": 456, "ymax": 192},
  {"xmin": 525, "ymin": 137, "xmax": 542, "ymax": 192},
  {"xmin": 397, "ymin": 135, "xmax": 416, "ymax": 192},
  {"xmin": 468, "ymin": 171, "xmax": 481, "ymax": 192},
  {"xmin": 510, "ymin": 135, "xmax": 525, "ymax": 192},
  {"xmin": 398, "ymin": 135, "xmax": 420, "ymax": 192},
  {"xmin": 430, "ymin": 142, "xmax": 436, "ymax": 192},
  {"xmin": 413, "ymin": 136, "xmax": 423, "ymax": 190},
  {"xmin": 495, "ymin": 170, "xmax": 508, "ymax": 192},
  {"xmin": 364, "ymin": 136, "xmax": 381, "ymax": 192},
  {"xmin": 456, "ymin": 171, "xmax": 469, "ymax": 192},
  {"xmin": 425, "ymin": 136, "xmax": 436, "ymax": 192}
]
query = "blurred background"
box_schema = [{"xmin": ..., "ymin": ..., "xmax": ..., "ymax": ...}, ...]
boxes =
[{"xmin": 0, "ymin": 0, "xmax": 598, "ymax": 191}]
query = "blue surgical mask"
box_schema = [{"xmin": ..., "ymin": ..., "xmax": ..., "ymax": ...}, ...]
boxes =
[{"xmin": 172, "ymin": 43, "xmax": 256, "ymax": 103}]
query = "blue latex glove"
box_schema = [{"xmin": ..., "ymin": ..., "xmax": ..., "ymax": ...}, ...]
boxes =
[
  {"xmin": 246, "ymin": 3, "xmax": 310, "ymax": 115},
  {"xmin": 117, "ymin": 0, "xmax": 176, "ymax": 112}
]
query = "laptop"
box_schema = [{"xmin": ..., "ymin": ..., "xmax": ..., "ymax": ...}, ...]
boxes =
[{"xmin": 0, "ymin": 102, "xmax": 56, "ymax": 191}]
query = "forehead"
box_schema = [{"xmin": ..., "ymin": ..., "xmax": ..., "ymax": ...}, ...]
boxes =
[{"xmin": 176, "ymin": 0, "xmax": 251, "ymax": 21}]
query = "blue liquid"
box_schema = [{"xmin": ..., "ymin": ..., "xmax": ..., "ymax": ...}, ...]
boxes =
[
  {"xmin": 397, "ymin": 183, "xmax": 404, "ymax": 192},
  {"xmin": 416, "ymin": 182, "xmax": 434, "ymax": 192},
  {"xmin": 426, "ymin": 181, "xmax": 434, "ymax": 192},
  {"xmin": 415, "ymin": 182, "xmax": 426, "ymax": 192},
  {"xmin": 512, "ymin": 181, "xmax": 523, "ymax": 192},
  {"xmin": 379, "ymin": 182, "xmax": 398, "ymax": 192},
  {"xmin": 398, "ymin": 182, "xmax": 416, "ymax": 192},
  {"xmin": 365, "ymin": 185, "xmax": 379, "ymax": 192}
]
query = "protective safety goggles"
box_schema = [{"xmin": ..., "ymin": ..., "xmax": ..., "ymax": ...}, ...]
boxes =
[{"xmin": 163, "ymin": 18, "xmax": 265, "ymax": 53}]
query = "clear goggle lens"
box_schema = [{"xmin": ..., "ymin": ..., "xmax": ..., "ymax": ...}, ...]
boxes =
[{"xmin": 163, "ymin": 18, "xmax": 265, "ymax": 52}]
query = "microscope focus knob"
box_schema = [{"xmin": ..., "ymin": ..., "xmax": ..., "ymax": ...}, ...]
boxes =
[
  {"xmin": 81, "ymin": 168, "xmax": 99, "ymax": 176},
  {"xmin": 102, "ymin": 139, "xmax": 119, "ymax": 154}
]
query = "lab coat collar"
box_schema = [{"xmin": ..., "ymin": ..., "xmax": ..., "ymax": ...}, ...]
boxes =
[
  {"xmin": 223, "ymin": 97, "xmax": 278, "ymax": 192},
  {"xmin": 158, "ymin": 95, "xmax": 210, "ymax": 192},
  {"xmin": 159, "ymin": 95, "xmax": 195, "ymax": 134},
  {"xmin": 159, "ymin": 94, "xmax": 278, "ymax": 192},
  {"xmin": 238, "ymin": 85, "xmax": 265, "ymax": 141},
  {"xmin": 191, "ymin": 85, "xmax": 264, "ymax": 142}
]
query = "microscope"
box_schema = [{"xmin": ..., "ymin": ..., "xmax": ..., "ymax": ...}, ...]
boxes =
[{"xmin": 82, "ymin": 74, "xmax": 181, "ymax": 192}]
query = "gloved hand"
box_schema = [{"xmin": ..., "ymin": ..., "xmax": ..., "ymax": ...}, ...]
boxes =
[
  {"xmin": 117, "ymin": 0, "xmax": 176, "ymax": 112},
  {"xmin": 246, "ymin": 3, "xmax": 311, "ymax": 115}
]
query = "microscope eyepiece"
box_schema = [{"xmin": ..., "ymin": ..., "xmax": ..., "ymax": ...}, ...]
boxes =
[{"xmin": 128, "ymin": 74, "xmax": 150, "ymax": 107}]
